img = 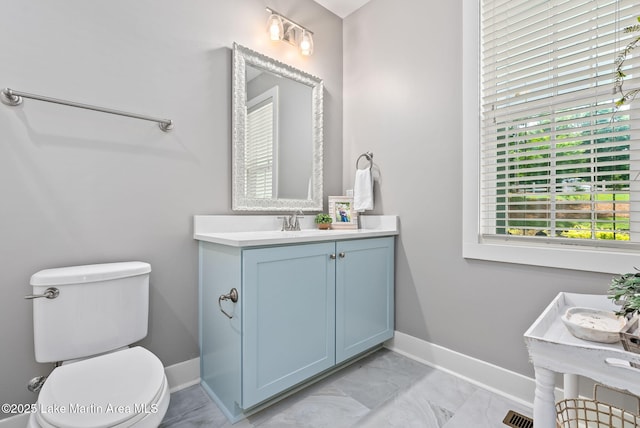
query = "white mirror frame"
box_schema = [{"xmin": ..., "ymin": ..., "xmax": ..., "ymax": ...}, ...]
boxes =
[{"xmin": 232, "ymin": 43, "xmax": 324, "ymax": 211}]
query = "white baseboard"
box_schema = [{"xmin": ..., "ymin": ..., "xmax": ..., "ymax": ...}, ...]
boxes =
[
  {"xmin": 385, "ymin": 331, "xmax": 536, "ymax": 409},
  {"xmin": 165, "ymin": 356, "xmax": 200, "ymax": 393},
  {"xmin": 0, "ymin": 357, "xmax": 201, "ymax": 427}
]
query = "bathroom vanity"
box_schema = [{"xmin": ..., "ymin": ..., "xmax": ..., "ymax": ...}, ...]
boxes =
[{"xmin": 194, "ymin": 215, "xmax": 398, "ymax": 422}]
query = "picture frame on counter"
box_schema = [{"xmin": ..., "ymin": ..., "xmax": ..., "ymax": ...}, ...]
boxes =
[{"xmin": 328, "ymin": 196, "xmax": 358, "ymax": 230}]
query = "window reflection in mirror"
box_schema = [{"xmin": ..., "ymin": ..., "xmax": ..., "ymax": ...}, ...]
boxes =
[{"xmin": 246, "ymin": 84, "xmax": 278, "ymax": 199}]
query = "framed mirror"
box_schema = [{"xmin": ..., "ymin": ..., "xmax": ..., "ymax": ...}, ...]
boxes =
[{"xmin": 232, "ymin": 43, "xmax": 323, "ymax": 211}]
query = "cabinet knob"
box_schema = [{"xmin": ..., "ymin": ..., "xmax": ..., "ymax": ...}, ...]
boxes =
[
  {"xmin": 339, "ymin": 252, "xmax": 346, "ymax": 258},
  {"xmin": 329, "ymin": 254, "xmax": 336, "ymax": 260}
]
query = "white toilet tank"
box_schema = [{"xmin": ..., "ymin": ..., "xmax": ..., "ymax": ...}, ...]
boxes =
[{"xmin": 30, "ymin": 261, "xmax": 151, "ymax": 363}]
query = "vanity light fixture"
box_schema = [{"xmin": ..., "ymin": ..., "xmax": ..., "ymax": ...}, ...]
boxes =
[{"xmin": 265, "ymin": 7, "xmax": 314, "ymax": 56}]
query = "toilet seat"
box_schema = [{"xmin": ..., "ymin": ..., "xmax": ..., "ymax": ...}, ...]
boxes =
[{"xmin": 35, "ymin": 347, "xmax": 167, "ymax": 428}]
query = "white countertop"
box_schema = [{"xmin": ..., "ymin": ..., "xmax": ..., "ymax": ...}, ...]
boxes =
[{"xmin": 194, "ymin": 215, "xmax": 399, "ymax": 247}]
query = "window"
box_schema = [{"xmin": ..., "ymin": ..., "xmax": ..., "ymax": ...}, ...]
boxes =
[
  {"xmin": 463, "ymin": 0, "xmax": 640, "ymax": 272},
  {"xmin": 245, "ymin": 87, "xmax": 279, "ymax": 199}
]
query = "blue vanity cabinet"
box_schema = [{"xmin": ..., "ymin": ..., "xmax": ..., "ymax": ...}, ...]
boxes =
[
  {"xmin": 335, "ymin": 237, "xmax": 394, "ymax": 363},
  {"xmin": 242, "ymin": 242, "xmax": 336, "ymax": 408},
  {"xmin": 198, "ymin": 235, "xmax": 395, "ymax": 422}
]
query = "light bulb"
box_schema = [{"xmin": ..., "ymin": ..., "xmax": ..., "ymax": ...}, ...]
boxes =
[
  {"xmin": 299, "ymin": 30, "xmax": 314, "ymax": 56},
  {"xmin": 267, "ymin": 14, "xmax": 284, "ymax": 41}
]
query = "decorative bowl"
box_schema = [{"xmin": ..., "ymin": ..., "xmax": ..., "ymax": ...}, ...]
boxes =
[{"xmin": 561, "ymin": 307, "xmax": 627, "ymax": 343}]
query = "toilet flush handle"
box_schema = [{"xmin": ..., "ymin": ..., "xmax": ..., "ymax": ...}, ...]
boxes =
[
  {"xmin": 24, "ymin": 287, "xmax": 59, "ymax": 300},
  {"xmin": 218, "ymin": 288, "xmax": 239, "ymax": 319}
]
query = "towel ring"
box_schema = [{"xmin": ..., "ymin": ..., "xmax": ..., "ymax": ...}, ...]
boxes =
[{"xmin": 356, "ymin": 152, "xmax": 374, "ymax": 170}]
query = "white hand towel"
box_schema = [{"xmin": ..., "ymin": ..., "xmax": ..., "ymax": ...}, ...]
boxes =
[{"xmin": 354, "ymin": 168, "xmax": 374, "ymax": 211}]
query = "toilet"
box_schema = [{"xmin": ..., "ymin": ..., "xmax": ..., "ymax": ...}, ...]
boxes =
[{"xmin": 27, "ymin": 261, "xmax": 170, "ymax": 428}]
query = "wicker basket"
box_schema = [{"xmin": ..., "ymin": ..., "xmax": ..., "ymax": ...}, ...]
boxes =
[{"xmin": 556, "ymin": 385, "xmax": 640, "ymax": 428}]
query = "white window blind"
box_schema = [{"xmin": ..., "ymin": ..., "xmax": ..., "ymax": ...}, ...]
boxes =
[
  {"xmin": 481, "ymin": 0, "xmax": 640, "ymax": 247},
  {"xmin": 246, "ymin": 88, "xmax": 278, "ymax": 199}
]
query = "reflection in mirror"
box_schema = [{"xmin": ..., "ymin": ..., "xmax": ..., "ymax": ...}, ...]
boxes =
[{"xmin": 232, "ymin": 43, "xmax": 323, "ymax": 211}]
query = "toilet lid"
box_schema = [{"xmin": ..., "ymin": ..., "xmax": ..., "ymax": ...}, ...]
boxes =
[{"xmin": 37, "ymin": 347, "xmax": 165, "ymax": 428}]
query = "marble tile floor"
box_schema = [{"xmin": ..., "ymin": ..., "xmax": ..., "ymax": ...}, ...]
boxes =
[{"xmin": 159, "ymin": 348, "xmax": 532, "ymax": 428}]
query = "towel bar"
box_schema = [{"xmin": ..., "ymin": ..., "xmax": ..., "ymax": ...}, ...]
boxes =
[{"xmin": 1, "ymin": 87, "xmax": 173, "ymax": 132}]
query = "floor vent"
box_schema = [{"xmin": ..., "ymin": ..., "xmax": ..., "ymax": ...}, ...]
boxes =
[{"xmin": 503, "ymin": 410, "xmax": 534, "ymax": 428}]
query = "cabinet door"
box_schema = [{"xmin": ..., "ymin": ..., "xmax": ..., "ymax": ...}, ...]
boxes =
[
  {"xmin": 336, "ymin": 237, "xmax": 394, "ymax": 363},
  {"xmin": 242, "ymin": 242, "xmax": 336, "ymax": 408}
]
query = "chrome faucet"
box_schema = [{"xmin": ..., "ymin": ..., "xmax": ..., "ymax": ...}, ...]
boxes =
[
  {"xmin": 280, "ymin": 210, "xmax": 304, "ymax": 231},
  {"xmin": 291, "ymin": 210, "xmax": 304, "ymax": 231}
]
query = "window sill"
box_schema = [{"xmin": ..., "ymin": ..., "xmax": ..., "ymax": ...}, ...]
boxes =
[{"xmin": 463, "ymin": 240, "xmax": 640, "ymax": 274}]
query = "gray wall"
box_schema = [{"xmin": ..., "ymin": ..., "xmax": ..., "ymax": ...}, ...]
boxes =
[
  {"xmin": 343, "ymin": 0, "xmax": 613, "ymax": 378},
  {"xmin": 0, "ymin": 0, "xmax": 342, "ymax": 415}
]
